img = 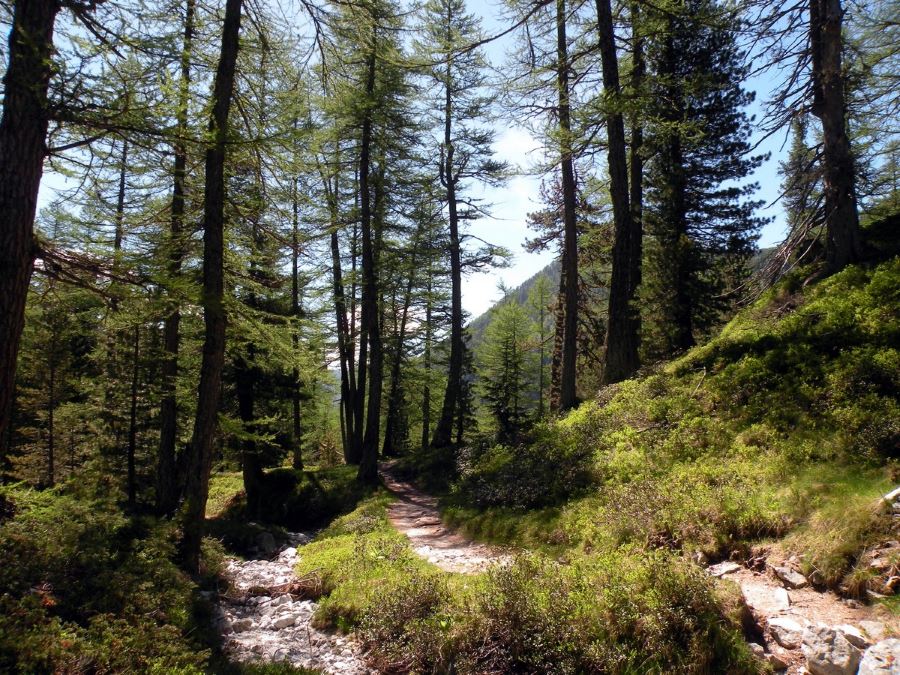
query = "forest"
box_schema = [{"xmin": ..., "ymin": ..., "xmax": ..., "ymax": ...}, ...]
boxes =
[{"xmin": 0, "ymin": 0, "xmax": 898, "ymax": 671}]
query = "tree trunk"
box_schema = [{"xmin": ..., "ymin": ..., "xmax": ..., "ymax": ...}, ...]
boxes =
[
  {"xmin": 291, "ymin": 172, "xmax": 303, "ymax": 471},
  {"xmin": 597, "ymin": 0, "xmax": 640, "ymax": 385},
  {"xmin": 550, "ymin": 260, "xmax": 566, "ymax": 411},
  {"xmin": 157, "ymin": 0, "xmax": 195, "ymax": 516},
  {"xmin": 357, "ymin": 32, "xmax": 381, "ymax": 485},
  {"xmin": 556, "ymin": 0, "xmax": 579, "ymax": 412},
  {"xmin": 421, "ymin": 275, "xmax": 433, "ymax": 450},
  {"xmin": 810, "ymin": 0, "xmax": 862, "ymax": 272},
  {"xmin": 433, "ymin": 26, "xmax": 462, "ymax": 448},
  {"xmin": 0, "ymin": 0, "xmax": 61, "ymax": 470},
  {"xmin": 236, "ymin": 355, "xmax": 264, "ymax": 517},
  {"xmin": 382, "ymin": 233, "xmax": 419, "ymax": 457},
  {"xmin": 48, "ymin": 344, "xmax": 56, "ymax": 487},
  {"xmin": 127, "ymin": 325, "xmax": 139, "ymax": 507},
  {"xmin": 180, "ymin": 0, "xmax": 242, "ymax": 572},
  {"xmin": 628, "ymin": 3, "xmax": 644, "ymax": 328}
]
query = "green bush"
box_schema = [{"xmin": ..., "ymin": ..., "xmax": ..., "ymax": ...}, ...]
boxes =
[
  {"xmin": 454, "ymin": 425, "xmax": 596, "ymax": 509},
  {"xmin": 0, "ymin": 484, "xmax": 210, "ymax": 673}
]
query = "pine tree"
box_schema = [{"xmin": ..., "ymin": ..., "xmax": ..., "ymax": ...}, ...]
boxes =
[
  {"xmin": 477, "ymin": 301, "xmax": 537, "ymax": 444},
  {"xmin": 641, "ymin": 0, "xmax": 766, "ymax": 358}
]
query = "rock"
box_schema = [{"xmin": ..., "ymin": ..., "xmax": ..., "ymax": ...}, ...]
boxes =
[
  {"xmin": 232, "ymin": 618, "xmax": 254, "ymax": 633},
  {"xmin": 769, "ymin": 616, "xmax": 805, "ymax": 649},
  {"xmin": 256, "ymin": 531, "xmax": 277, "ymax": 553},
  {"xmin": 273, "ymin": 614, "xmax": 296, "ymax": 629},
  {"xmin": 858, "ymin": 639, "xmax": 900, "ymax": 674},
  {"xmin": 860, "ymin": 621, "xmax": 888, "ymax": 643},
  {"xmin": 708, "ymin": 561, "xmax": 742, "ymax": 577},
  {"xmin": 801, "ymin": 625, "xmax": 861, "ymax": 675},
  {"xmin": 883, "ymin": 487, "xmax": 900, "ymax": 503},
  {"xmin": 278, "ymin": 546, "xmax": 297, "ymax": 560},
  {"xmin": 773, "ymin": 565, "xmax": 810, "ymax": 589},
  {"xmin": 272, "ymin": 594, "xmax": 292, "ymax": 607},
  {"xmin": 836, "ymin": 624, "xmax": 872, "ymax": 650},
  {"xmin": 774, "ymin": 587, "xmax": 791, "ymax": 609},
  {"xmin": 767, "ymin": 649, "xmax": 789, "ymax": 670}
]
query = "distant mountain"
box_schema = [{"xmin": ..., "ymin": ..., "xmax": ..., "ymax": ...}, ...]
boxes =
[
  {"xmin": 465, "ymin": 247, "xmax": 775, "ymax": 348},
  {"xmin": 466, "ymin": 260, "xmax": 560, "ymax": 348}
]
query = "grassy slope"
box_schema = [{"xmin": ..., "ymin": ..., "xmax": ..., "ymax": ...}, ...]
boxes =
[{"xmin": 444, "ymin": 258, "xmax": 900, "ymax": 598}]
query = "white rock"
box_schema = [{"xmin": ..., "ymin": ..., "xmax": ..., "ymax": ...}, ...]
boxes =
[
  {"xmin": 860, "ymin": 621, "xmax": 888, "ymax": 643},
  {"xmin": 801, "ymin": 625, "xmax": 861, "ymax": 675},
  {"xmin": 769, "ymin": 616, "xmax": 805, "ymax": 649},
  {"xmin": 273, "ymin": 614, "xmax": 297, "ymax": 629},
  {"xmin": 708, "ymin": 561, "xmax": 742, "ymax": 577},
  {"xmin": 272, "ymin": 594, "xmax": 292, "ymax": 607},
  {"xmin": 232, "ymin": 618, "xmax": 254, "ymax": 633},
  {"xmin": 773, "ymin": 565, "xmax": 809, "ymax": 589},
  {"xmin": 858, "ymin": 639, "xmax": 900, "ymax": 674},
  {"xmin": 835, "ymin": 624, "xmax": 872, "ymax": 649}
]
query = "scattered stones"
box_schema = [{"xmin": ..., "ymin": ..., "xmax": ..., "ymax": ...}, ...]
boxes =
[
  {"xmin": 858, "ymin": 638, "xmax": 900, "ymax": 674},
  {"xmin": 801, "ymin": 625, "xmax": 861, "ymax": 675},
  {"xmin": 773, "ymin": 564, "xmax": 810, "ymax": 589},
  {"xmin": 708, "ymin": 561, "xmax": 742, "ymax": 577},
  {"xmin": 769, "ymin": 616, "xmax": 805, "ymax": 649},
  {"xmin": 217, "ymin": 532, "xmax": 369, "ymax": 674}
]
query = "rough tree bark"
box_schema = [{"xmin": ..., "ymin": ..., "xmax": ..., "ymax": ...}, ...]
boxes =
[
  {"xmin": 809, "ymin": 0, "xmax": 862, "ymax": 272},
  {"xmin": 180, "ymin": 0, "xmax": 242, "ymax": 571},
  {"xmin": 357, "ymin": 28, "xmax": 381, "ymax": 485},
  {"xmin": 597, "ymin": 0, "xmax": 641, "ymax": 385},
  {"xmin": 0, "ymin": 0, "xmax": 62, "ymax": 473},
  {"xmin": 556, "ymin": 0, "xmax": 579, "ymax": 411}
]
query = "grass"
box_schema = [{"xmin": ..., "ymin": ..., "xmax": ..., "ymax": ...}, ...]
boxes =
[
  {"xmin": 293, "ymin": 492, "xmax": 758, "ymax": 673},
  {"xmin": 441, "ymin": 258, "xmax": 900, "ymax": 596}
]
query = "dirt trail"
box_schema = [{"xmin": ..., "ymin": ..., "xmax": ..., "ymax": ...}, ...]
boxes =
[
  {"xmin": 214, "ymin": 533, "xmax": 370, "ymax": 673},
  {"xmin": 380, "ymin": 464, "xmax": 511, "ymax": 574},
  {"xmin": 709, "ymin": 560, "xmax": 899, "ymax": 672}
]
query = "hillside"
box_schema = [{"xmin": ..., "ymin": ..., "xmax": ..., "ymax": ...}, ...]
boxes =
[{"xmin": 466, "ymin": 260, "xmax": 561, "ymax": 347}]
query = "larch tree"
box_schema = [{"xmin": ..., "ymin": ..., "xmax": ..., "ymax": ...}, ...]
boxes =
[
  {"xmin": 417, "ymin": 0, "xmax": 506, "ymax": 448},
  {"xmin": 180, "ymin": 0, "xmax": 243, "ymax": 571}
]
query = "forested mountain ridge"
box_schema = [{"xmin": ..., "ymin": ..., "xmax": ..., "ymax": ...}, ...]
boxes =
[{"xmin": 1, "ymin": 0, "xmax": 898, "ymax": 671}]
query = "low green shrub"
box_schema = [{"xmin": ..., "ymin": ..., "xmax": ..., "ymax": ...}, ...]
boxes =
[
  {"xmin": 454, "ymin": 425, "xmax": 596, "ymax": 509},
  {"xmin": 0, "ymin": 484, "xmax": 211, "ymax": 673}
]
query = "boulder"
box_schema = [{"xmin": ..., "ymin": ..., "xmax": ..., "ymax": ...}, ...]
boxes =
[
  {"xmin": 773, "ymin": 565, "xmax": 810, "ymax": 589},
  {"xmin": 858, "ymin": 639, "xmax": 900, "ymax": 674},
  {"xmin": 801, "ymin": 625, "xmax": 861, "ymax": 675},
  {"xmin": 769, "ymin": 616, "xmax": 805, "ymax": 649},
  {"xmin": 749, "ymin": 642, "xmax": 788, "ymax": 670},
  {"xmin": 860, "ymin": 621, "xmax": 888, "ymax": 643}
]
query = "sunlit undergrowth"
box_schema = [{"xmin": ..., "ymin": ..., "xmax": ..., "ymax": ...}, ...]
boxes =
[
  {"xmin": 0, "ymin": 483, "xmax": 214, "ymax": 673},
  {"xmin": 444, "ymin": 259, "xmax": 900, "ymax": 593},
  {"xmin": 295, "ymin": 495, "xmax": 758, "ymax": 673}
]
